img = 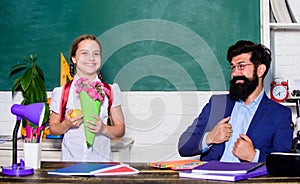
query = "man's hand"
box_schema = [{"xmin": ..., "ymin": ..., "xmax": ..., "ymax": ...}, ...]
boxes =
[
  {"xmin": 206, "ymin": 117, "xmax": 232, "ymax": 145},
  {"xmin": 232, "ymin": 134, "xmax": 256, "ymax": 162}
]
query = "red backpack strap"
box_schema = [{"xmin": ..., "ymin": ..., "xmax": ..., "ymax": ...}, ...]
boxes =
[
  {"xmin": 59, "ymin": 80, "xmax": 73, "ymax": 122},
  {"xmin": 59, "ymin": 80, "xmax": 113, "ymax": 124},
  {"xmin": 103, "ymin": 82, "xmax": 113, "ymax": 113},
  {"xmin": 102, "ymin": 82, "xmax": 114, "ymax": 126}
]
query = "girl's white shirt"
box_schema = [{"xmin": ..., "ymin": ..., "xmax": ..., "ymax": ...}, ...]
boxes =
[{"xmin": 50, "ymin": 74, "xmax": 122, "ymax": 162}]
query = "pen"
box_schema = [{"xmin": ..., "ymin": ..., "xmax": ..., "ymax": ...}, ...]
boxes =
[
  {"xmin": 26, "ymin": 124, "xmax": 32, "ymax": 140},
  {"xmin": 247, "ymin": 162, "xmax": 264, "ymax": 173},
  {"xmin": 39, "ymin": 130, "xmax": 44, "ymax": 143}
]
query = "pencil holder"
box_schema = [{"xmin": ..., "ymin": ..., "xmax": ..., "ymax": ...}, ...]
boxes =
[{"xmin": 23, "ymin": 143, "xmax": 41, "ymax": 169}]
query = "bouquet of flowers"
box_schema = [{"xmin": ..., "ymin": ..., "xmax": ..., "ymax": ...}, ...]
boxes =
[{"xmin": 75, "ymin": 78, "xmax": 109, "ymax": 147}]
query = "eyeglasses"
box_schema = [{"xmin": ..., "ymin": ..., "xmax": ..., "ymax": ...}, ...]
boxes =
[{"xmin": 229, "ymin": 63, "xmax": 253, "ymax": 72}]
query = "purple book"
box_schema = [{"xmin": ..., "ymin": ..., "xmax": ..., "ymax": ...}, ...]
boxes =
[
  {"xmin": 179, "ymin": 165, "xmax": 268, "ymax": 181},
  {"xmin": 192, "ymin": 161, "xmax": 264, "ymax": 174}
]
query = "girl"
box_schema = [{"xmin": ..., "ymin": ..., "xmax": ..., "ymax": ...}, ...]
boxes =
[{"xmin": 49, "ymin": 34, "xmax": 125, "ymax": 162}]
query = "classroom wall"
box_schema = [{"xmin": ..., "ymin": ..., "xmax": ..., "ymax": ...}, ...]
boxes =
[{"xmin": 0, "ymin": 0, "xmax": 300, "ymax": 162}]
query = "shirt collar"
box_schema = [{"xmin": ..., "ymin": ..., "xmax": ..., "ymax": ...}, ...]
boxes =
[
  {"xmin": 253, "ymin": 89, "xmax": 264, "ymax": 105},
  {"xmin": 238, "ymin": 89, "xmax": 264, "ymax": 107}
]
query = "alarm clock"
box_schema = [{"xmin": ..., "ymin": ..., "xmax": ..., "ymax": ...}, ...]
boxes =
[{"xmin": 270, "ymin": 80, "xmax": 289, "ymax": 103}]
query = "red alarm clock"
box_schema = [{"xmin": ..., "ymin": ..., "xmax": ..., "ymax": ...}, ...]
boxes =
[{"xmin": 270, "ymin": 80, "xmax": 289, "ymax": 103}]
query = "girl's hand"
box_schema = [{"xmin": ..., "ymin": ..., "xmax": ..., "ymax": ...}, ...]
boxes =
[
  {"xmin": 64, "ymin": 109, "xmax": 84, "ymax": 128},
  {"xmin": 86, "ymin": 115, "xmax": 106, "ymax": 134}
]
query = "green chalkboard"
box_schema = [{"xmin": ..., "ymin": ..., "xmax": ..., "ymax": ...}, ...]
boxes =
[{"xmin": 0, "ymin": 0, "xmax": 260, "ymax": 91}]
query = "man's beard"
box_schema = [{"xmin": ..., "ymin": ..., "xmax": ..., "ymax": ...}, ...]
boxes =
[{"xmin": 229, "ymin": 73, "xmax": 259, "ymax": 102}]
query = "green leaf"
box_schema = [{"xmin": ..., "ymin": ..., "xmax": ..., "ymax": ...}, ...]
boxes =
[
  {"xmin": 35, "ymin": 76, "xmax": 46, "ymax": 90},
  {"xmin": 34, "ymin": 65, "xmax": 45, "ymax": 81},
  {"xmin": 23, "ymin": 89, "xmax": 32, "ymax": 101},
  {"xmin": 32, "ymin": 81, "xmax": 45, "ymax": 102},
  {"xmin": 21, "ymin": 68, "xmax": 33, "ymax": 92},
  {"xmin": 9, "ymin": 63, "xmax": 28, "ymax": 76},
  {"xmin": 21, "ymin": 98, "xmax": 30, "ymax": 105},
  {"xmin": 28, "ymin": 89, "xmax": 35, "ymax": 103},
  {"xmin": 33, "ymin": 78, "xmax": 46, "ymax": 101},
  {"xmin": 11, "ymin": 77, "xmax": 22, "ymax": 95},
  {"xmin": 43, "ymin": 103, "xmax": 50, "ymax": 124}
]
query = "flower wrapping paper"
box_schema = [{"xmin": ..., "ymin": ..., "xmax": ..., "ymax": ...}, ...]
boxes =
[{"xmin": 80, "ymin": 91, "xmax": 100, "ymax": 148}]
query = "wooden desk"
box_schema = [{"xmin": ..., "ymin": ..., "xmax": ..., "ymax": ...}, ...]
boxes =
[{"xmin": 1, "ymin": 162, "xmax": 300, "ymax": 183}]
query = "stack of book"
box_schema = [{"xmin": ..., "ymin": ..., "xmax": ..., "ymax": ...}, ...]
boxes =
[{"xmin": 179, "ymin": 161, "xmax": 267, "ymax": 182}]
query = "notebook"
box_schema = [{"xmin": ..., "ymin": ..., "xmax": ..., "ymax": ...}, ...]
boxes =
[
  {"xmin": 179, "ymin": 165, "xmax": 268, "ymax": 182},
  {"xmin": 148, "ymin": 159, "xmax": 204, "ymax": 170},
  {"xmin": 47, "ymin": 163, "xmax": 123, "ymax": 176},
  {"xmin": 192, "ymin": 161, "xmax": 264, "ymax": 174}
]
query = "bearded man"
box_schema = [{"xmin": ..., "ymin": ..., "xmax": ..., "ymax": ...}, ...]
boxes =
[{"xmin": 178, "ymin": 40, "xmax": 293, "ymax": 162}]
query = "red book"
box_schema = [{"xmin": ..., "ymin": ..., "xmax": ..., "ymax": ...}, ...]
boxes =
[{"xmin": 94, "ymin": 165, "xmax": 139, "ymax": 176}]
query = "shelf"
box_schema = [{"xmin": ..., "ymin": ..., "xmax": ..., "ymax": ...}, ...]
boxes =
[
  {"xmin": 281, "ymin": 102, "xmax": 296, "ymax": 107},
  {"xmin": 270, "ymin": 23, "xmax": 300, "ymax": 30}
]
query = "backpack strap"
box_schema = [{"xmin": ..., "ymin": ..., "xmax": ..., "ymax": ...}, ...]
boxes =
[
  {"xmin": 102, "ymin": 82, "xmax": 113, "ymax": 113},
  {"xmin": 59, "ymin": 80, "xmax": 113, "ymax": 125},
  {"xmin": 102, "ymin": 82, "xmax": 114, "ymax": 126},
  {"xmin": 59, "ymin": 80, "xmax": 73, "ymax": 122}
]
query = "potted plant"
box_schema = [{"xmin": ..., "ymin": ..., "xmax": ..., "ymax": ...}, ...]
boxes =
[{"xmin": 9, "ymin": 54, "xmax": 49, "ymax": 128}]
